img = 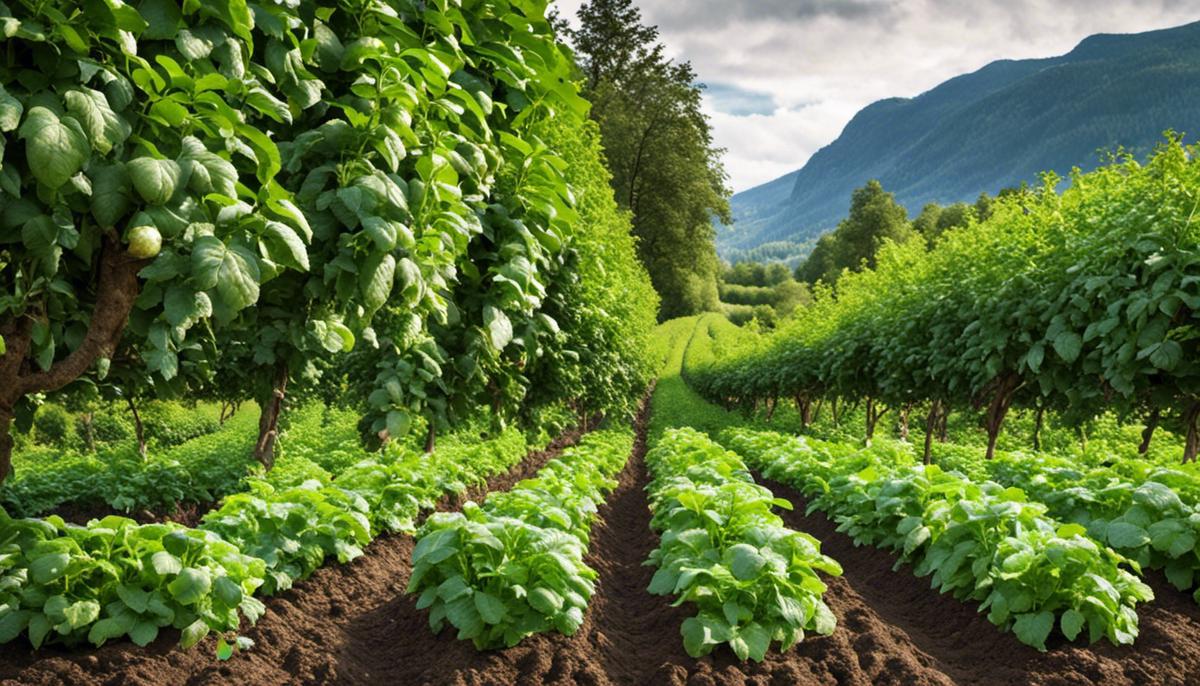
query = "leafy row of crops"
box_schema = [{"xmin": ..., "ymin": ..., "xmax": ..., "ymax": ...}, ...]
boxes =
[
  {"xmin": 644, "ymin": 428, "xmax": 841, "ymax": 661},
  {"xmin": 721, "ymin": 428, "xmax": 1154, "ymax": 651},
  {"xmin": 0, "ymin": 406, "xmax": 536, "ymax": 650},
  {"xmin": 409, "ymin": 428, "xmax": 632, "ymax": 649},
  {"xmin": 688, "ymin": 140, "xmax": 1200, "ymax": 461}
]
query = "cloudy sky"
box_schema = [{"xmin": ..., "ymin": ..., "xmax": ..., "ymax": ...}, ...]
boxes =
[{"xmin": 553, "ymin": 0, "xmax": 1200, "ymax": 193}]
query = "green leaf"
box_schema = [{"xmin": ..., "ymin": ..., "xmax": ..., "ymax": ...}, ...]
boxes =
[
  {"xmin": 1060, "ymin": 609, "xmax": 1085, "ymax": 641},
  {"xmin": 527, "ymin": 587, "xmax": 563, "ymax": 615},
  {"xmin": 483, "ymin": 305, "xmax": 512, "ymax": 351},
  {"xmin": 386, "ymin": 410, "xmax": 411, "ymax": 438},
  {"xmin": 129, "ymin": 620, "xmax": 159, "ymax": 647},
  {"xmin": 1012, "ymin": 611, "xmax": 1055, "ymax": 651},
  {"xmin": 138, "ymin": 0, "xmax": 182, "ymax": 39},
  {"xmin": 29, "ymin": 552, "xmax": 70, "ymax": 584},
  {"xmin": 180, "ymin": 137, "xmax": 237, "ymax": 197},
  {"xmin": 738, "ymin": 622, "xmax": 772, "ymax": 662},
  {"xmin": 127, "ymin": 157, "xmax": 182, "ymax": 205},
  {"xmin": 0, "ymin": 84, "xmax": 22, "ymax": 132},
  {"xmin": 64, "ymin": 88, "xmax": 130, "ymax": 154},
  {"xmin": 1106, "ymin": 522, "xmax": 1150, "ymax": 550},
  {"xmin": 263, "ymin": 221, "xmax": 309, "ymax": 271},
  {"xmin": 1052, "ymin": 331, "xmax": 1082, "ymax": 364},
  {"xmin": 180, "ymin": 619, "xmax": 209, "ymax": 649},
  {"xmin": 1149, "ymin": 340, "xmax": 1183, "ymax": 371},
  {"xmin": 360, "ymin": 253, "xmax": 395, "ymax": 315},
  {"xmin": 168, "ymin": 568, "xmax": 213, "ymax": 605},
  {"xmin": 216, "ymin": 637, "xmax": 234, "ymax": 661},
  {"xmin": 62, "ymin": 600, "xmax": 101, "ymax": 629},
  {"xmin": 19, "ymin": 107, "xmax": 90, "ymax": 189},
  {"xmin": 87, "ymin": 617, "xmax": 129, "ymax": 646},
  {"xmin": 473, "ymin": 590, "xmax": 507, "ymax": 624},
  {"xmin": 91, "ymin": 162, "xmax": 133, "ymax": 227},
  {"xmin": 213, "ymin": 576, "xmax": 244, "ymax": 607},
  {"xmin": 727, "ymin": 543, "xmax": 766, "ymax": 581},
  {"xmin": 150, "ymin": 550, "xmax": 183, "ymax": 576},
  {"xmin": 191, "ymin": 236, "xmax": 261, "ymax": 311}
]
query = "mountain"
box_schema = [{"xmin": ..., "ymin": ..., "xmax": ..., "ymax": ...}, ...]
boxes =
[{"xmin": 720, "ymin": 20, "xmax": 1200, "ymax": 260}]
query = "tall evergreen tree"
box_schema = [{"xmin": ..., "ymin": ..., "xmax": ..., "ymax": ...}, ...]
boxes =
[{"xmin": 567, "ymin": 0, "xmax": 730, "ymax": 319}]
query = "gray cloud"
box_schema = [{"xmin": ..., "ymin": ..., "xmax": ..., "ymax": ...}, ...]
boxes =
[
  {"xmin": 553, "ymin": 1, "xmax": 1200, "ymax": 191},
  {"xmin": 646, "ymin": 0, "xmax": 897, "ymax": 28}
]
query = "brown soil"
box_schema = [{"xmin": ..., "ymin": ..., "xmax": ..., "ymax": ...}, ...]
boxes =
[
  {"xmin": 5, "ymin": 407, "xmax": 1200, "ymax": 686},
  {"xmin": 43, "ymin": 499, "xmax": 214, "ymax": 528}
]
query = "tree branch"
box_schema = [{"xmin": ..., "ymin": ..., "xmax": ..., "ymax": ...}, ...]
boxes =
[{"xmin": 17, "ymin": 236, "xmax": 145, "ymax": 397}]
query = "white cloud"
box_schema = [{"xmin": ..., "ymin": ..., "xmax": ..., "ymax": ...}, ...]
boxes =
[{"xmin": 552, "ymin": 0, "xmax": 1200, "ymax": 192}]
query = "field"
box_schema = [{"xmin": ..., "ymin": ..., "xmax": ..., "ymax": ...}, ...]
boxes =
[
  {"xmin": 0, "ymin": 316, "xmax": 1198, "ymax": 684},
  {"xmin": 3, "ymin": 0, "xmax": 1200, "ymax": 684}
]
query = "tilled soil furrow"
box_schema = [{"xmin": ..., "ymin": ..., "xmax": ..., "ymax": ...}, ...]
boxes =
[{"xmin": 758, "ymin": 473, "xmax": 1200, "ymax": 686}]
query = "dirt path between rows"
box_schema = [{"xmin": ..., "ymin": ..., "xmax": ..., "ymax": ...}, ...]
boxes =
[
  {"xmin": 336, "ymin": 398, "xmax": 961, "ymax": 686},
  {"xmin": 757, "ymin": 474, "xmax": 1200, "ymax": 686}
]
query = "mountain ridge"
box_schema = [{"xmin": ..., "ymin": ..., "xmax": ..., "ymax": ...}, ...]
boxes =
[{"xmin": 721, "ymin": 20, "xmax": 1200, "ymax": 260}]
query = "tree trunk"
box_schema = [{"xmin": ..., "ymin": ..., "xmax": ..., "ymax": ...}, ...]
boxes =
[
  {"xmin": 0, "ymin": 406, "xmax": 13, "ymax": 483},
  {"xmin": 126, "ymin": 397, "xmax": 147, "ymax": 459},
  {"xmin": 983, "ymin": 375, "xmax": 1020, "ymax": 459},
  {"xmin": 937, "ymin": 407, "xmax": 949, "ymax": 443},
  {"xmin": 923, "ymin": 400, "xmax": 942, "ymax": 465},
  {"xmin": 1183, "ymin": 403, "xmax": 1200, "ymax": 464},
  {"xmin": 812, "ymin": 398, "xmax": 823, "ymax": 424},
  {"xmin": 1032, "ymin": 405, "xmax": 1045, "ymax": 451},
  {"xmin": 795, "ymin": 395, "xmax": 814, "ymax": 428},
  {"xmin": 831, "ymin": 398, "xmax": 842, "ymax": 426},
  {"xmin": 424, "ymin": 423, "xmax": 436, "ymax": 454},
  {"xmin": 253, "ymin": 365, "xmax": 289, "ymax": 470},
  {"xmin": 864, "ymin": 398, "xmax": 888, "ymax": 446},
  {"xmin": 0, "ymin": 236, "xmax": 145, "ymax": 484},
  {"xmin": 765, "ymin": 397, "xmax": 778, "ymax": 422},
  {"xmin": 899, "ymin": 403, "xmax": 913, "ymax": 441},
  {"xmin": 1079, "ymin": 425, "xmax": 1089, "ymax": 454},
  {"xmin": 1139, "ymin": 408, "xmax": 1160, "ymax": 455}
]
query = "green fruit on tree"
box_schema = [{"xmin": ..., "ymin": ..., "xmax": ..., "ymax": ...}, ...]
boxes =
[{"xmin": 127, "ymin": 226, "xmax": 163, "ymax": 259}]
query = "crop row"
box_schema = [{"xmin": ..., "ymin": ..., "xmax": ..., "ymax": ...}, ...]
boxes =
[
  {"xmin": 409, "ymin": 428, "xmax": 633, "ymax": 649},
  {"xmin": 644, "ymin": 427, "xmax": 842, "ymax": 661},
  {"xmin": 721, "ymin": 428, "xmax": 1153, "ymax": 651},
  {"xmin": 0, "ymin": 423, "xmax": 533, "ymax": 651},
  {"xmin": 933, "ymin": 446, "xmax": 1200, "ymax": 602}
]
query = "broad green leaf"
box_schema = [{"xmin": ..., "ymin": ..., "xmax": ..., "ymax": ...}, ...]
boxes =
[
  {"xmin": 64, "ymin": 88, "xmax": 130, "ymax": 154},
  {"xmin": 19, "ymin": 107, "xmax": 90, "ymax": 189},
  {"xmin": 0, "ymin": 84, "xmax": 22, "ymax": 131},
  {"xmin": 1061, "ymin": 609, "xmax": 1085, "ymax": 641},
  {"xmin": 360, "ymin": 253, "xmax": 395, "ymax": 314},
  {"xmin": 168, "ymin": 568, "xmax": 213, "ymax": 605},
  {"xmin": 264, "ymin": 221, "xmax": 309, "ymax": 271},
  {"xmin": 127, "ymin": 157, "xmax": 182, "ymax": 205},
  {"xmin": 191, "ymin": 236, "xmax": 261, "ymax": 311},
  {"xmin": 29, "ymin": 552, "xmax": 70, "ymax": 584},
  {"xmin": 483, "ymin": 305, "xmax": 512, "ymax": 351},
  {"xmin": 1106, "ymin": 522, "xmax": 1150, "ymax": 550},
  {"xmin": 1012, "ymin": 611, "xmax": 1055, "ymax": 651},
  {"xmin": 473, "ymin": 590, "xmax": 507, "ymax": 624},
  {"xmin": 91, "ymin": 162, "xmax": 133, "ymax": 227},
  {"xmin": 1052, "ymin": 331, "xmax": 1082, "ymax": 364}
]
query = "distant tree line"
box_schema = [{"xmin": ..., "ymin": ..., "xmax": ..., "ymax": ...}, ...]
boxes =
[{"xmin": 795, "ymin": 179, "xmax": 1029, "ymax": 286}]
